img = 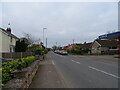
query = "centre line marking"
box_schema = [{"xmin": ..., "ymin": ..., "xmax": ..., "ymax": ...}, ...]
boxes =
[
  {"xmin": 88, "ymin": 66, "xmax": 120, "ymax": 79},
  {"xmin": 71, "ymin": 60, "xmax": 81, "ymax": 64}
]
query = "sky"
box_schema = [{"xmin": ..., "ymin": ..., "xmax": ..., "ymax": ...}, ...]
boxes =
[{"xmin": 0, "ymin": 1, "xmax": 118, "ymax": 48}]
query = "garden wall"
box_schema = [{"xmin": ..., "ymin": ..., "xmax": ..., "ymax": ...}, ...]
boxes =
[
  {"xmin": 2, "ymin": 52, "xmax": 33, "ymax": 59},
  {"xmin": 3, "ymin": 59, "xmax": 40, "ymax": 89}
]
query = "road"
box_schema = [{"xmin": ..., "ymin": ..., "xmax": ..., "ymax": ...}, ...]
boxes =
[{"xmin": 48, "ymin": 51, "xmax": 119, "ymax": 88}]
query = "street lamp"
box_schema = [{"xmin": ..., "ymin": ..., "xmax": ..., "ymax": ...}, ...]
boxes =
[{"xmin": 43, "ymin": 28, "xmax": 47, "ymax": 46}]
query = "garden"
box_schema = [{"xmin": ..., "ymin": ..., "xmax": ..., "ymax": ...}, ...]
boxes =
[{"xmin": 1, "ymin": 56, "xmax": 35, "ymax": 86}]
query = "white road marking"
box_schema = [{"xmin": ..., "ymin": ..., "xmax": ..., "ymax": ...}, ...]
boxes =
[
  {"xmin": 71, "ymin": 60, "xmax": 81, "ymax": 64},
  {"xmin": 88, "ymin": 66, "xmax": 120, "ymax": 79},
  {"xmin": 50, "ymin": 56, "xmax": 52, "ymax": 58},
  {"xmin": 52, "ymin": 60, "xmax": 55, "ymax": 65}
]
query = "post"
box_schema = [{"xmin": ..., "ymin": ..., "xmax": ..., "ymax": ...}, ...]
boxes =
[
  {"xmin": 46, "ymin": 38, "xmax": 47, "ymax": 48},
  {"xmin": 73, "ymin": 39, "xmax": 74, "ymax": 44},
  {"xmin": 43, "ymin": 28, "xmax": 47, "ymax": 46},
  {"xmin": 43, "ymin": 28, "xmax": 44, "ymax": 46}
]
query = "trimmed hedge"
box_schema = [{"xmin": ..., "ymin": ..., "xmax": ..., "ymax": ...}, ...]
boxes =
[{"xmin": 2, "ymin": 56, "xmax": 35, "ymax": 86}]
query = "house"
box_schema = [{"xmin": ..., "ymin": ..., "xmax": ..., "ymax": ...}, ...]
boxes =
[
  {"xmin": 63, "ymin": 43, "xmax": 81, "ymax": 51},
  {"xmin": 79, "ymin": 42, "xmax": 92, "ymax": 53},
  {"xmin": 80, "ymin": 42, "xmax": 92, "ymax": 50},
  {"xmin": 98, "ymin": 31, "xmax": 120, "ymax": 55},
  {"xmin": 91, "ymin": 39, "xmax": 119, "ymax": 54},
  {"xmin": 0, "ymin": 27, "xmax": 19, "ymax": 53}
]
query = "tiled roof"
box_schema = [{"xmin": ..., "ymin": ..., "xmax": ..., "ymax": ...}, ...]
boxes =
[
  {"xmin": 80, "ymin": 42, "xmax": 92, "ymax": 49},
  {"xmin": 96, "ymin": 39, "xmax": 118, "ymax": 47}
]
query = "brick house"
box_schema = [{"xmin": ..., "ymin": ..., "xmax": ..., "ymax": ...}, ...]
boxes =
[{"xmin": 91, "ymin": 39, "xmax": 118, "ymax": 54}]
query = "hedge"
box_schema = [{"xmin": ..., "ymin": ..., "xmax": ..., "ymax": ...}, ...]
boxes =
[{"xmin": 1, "ymin": 56, "xmax": 35, "ymax": 86}]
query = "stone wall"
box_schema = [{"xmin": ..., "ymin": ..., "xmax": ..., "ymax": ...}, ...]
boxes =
[{"xmin": 3, "ymin": 60, "xmax": 40, "ymax": 89}]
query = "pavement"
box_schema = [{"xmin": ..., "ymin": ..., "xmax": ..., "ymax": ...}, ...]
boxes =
[
  {"xmin": 29, "ymin": 51, "xmax": 119, "ymax": 88},
  {"xmin": 29, "ymin": 53, "xmax": 67, "ymax": 88}
]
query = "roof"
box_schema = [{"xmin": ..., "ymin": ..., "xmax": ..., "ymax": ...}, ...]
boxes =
[
  {"xmin": 63, "ymin": 43, "xmax": 81, "ymax": 50},
  {"xmin": 79, "ymin": 42, "xmax": 92, "ymax": 49},
  {"xmin": 0, "ymin": 27, "xmax": 19, "ymax": 39},
  {"xmin": 96, "ymin": 39, "xmax": 118, "ymax": 47},
  {"xmin": 68, "ymin": 43, "xmax": 81, "ymax": 46}
]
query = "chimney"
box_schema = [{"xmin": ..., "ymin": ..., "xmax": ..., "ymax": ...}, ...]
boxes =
[
  {"xmin": 6, "ymin": 23, "xmax": 11, "ymax": 34},
  {"xmin": 6, "ymin": 28, "xmax": 11, "ymax": 34}
]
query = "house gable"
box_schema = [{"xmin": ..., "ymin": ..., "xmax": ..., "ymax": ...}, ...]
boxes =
[{"xmin": 0, "ymin": 27, "xmax": 19, "ymax": 53}]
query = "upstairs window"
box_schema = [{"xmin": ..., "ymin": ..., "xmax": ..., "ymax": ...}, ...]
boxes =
[{"xmin": 10, "ymin": 37, "xmax": 12, "ymax": 42}]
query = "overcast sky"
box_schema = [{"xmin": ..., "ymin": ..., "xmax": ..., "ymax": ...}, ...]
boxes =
[{"xmin": 1, "ymin": 2, "xmax": 118, "ymax": 47}]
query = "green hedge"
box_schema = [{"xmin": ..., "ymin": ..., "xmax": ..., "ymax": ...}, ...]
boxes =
[{"xmin": 2, "ymin": 56, "xmax": 35, "ymax": 86}]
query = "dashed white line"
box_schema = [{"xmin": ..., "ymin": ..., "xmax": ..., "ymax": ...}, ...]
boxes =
[
  {"xmin": 71, "ymin": 60, "xmax": 81, "ymax": 64},
  {"xmin": 52, "ymin": 60, "xmax": 55, "ymax": 65},
  {"xmin": 88, "ymin": 66, "xmax": 120, "ymax": 79}
]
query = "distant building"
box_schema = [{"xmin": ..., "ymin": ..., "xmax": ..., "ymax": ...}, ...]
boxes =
[
  {"xmin": 91, "ymin": 39, "xmax": 118, "ymax": 54},
  {"xmin": 98, "ymin": 31, "xmax": 120, "ymax": 55},
  {"xmin": 0, "ymin": 27, "xmax": 19, "ymax": 53},
  {"xmin": 63, "ymin": 43, "xmax": 81, "ymax": 51},
  {"xmin": 80, "ymin": 42, "xmax": 92, "ymax": 50}
]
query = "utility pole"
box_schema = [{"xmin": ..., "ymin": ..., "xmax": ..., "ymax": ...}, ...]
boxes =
[
  {"xmin": 73, "ymin": 39, "xmax": 74, "ymax": 44},
  {"xmin": 56, "ymin": 42, "xmax": 57, "ymax": 50},
  {"xmin": 56, "ymin": 42, "xmax": 57, "ymax": 46},
  {"xmin": 43, "ymin": 28, "xmax": 47, "ymax": 46},
  {"xmin": 46, "ymin": 38, "xmax": 47, "ymax": 48}
]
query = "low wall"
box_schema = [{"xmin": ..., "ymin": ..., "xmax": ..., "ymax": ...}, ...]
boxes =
[
  {"xmin": 3, "ymin": 60, "xmax": 40, "ymax": 89},
  {"xmin": 2, "ymin": 52, "xmax": 33, "ymax": 59}
]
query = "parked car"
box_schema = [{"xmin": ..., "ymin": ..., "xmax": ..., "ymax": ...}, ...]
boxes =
[
  {"xmin": 54, "ymin": 50, "xmax": 60, "ymax": 54},
  {"xmin": 59, "ymin": 50, "xmax": 68, "ymax": 55}
]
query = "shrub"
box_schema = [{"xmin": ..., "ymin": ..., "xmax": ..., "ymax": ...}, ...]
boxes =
[
  {"xmin": 2, "ymin": 56, "xmax": 35, "ymax": 85},
  {"xmin": 44, "ymin": 49, "xmax": 48, "ymax": 54},
  {"xmin": 34, "ymin": 48, "xmax": 43, "ymax": 55}
]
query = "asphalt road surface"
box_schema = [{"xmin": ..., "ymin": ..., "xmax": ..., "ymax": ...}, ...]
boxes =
[{"xmin": 49, "ymin": 51, "xmax": 119, "ymax": 88}]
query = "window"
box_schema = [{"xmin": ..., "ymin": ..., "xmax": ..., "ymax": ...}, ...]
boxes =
[
  {"xmin": 10, "ymin": 37, "xmax": 12, "ymax": 42},
  {"xmin": 112, "ymin": 47, "xmax": 117, "ymax": 49}
]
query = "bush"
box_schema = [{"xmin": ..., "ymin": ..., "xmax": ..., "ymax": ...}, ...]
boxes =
[
  {"xmin": 44, "ymin": 49, "xmax": 48, "ymax": 54},
  {"xmin": 34, "ymin": 48, "xmax": 43, "ymax": 55},
  {"xmin": 2, "ymin": 56, "xmax": 35, "ymax": 85}
]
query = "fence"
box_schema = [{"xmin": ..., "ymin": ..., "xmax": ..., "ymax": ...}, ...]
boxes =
[{"xmin": 2, "ymin": 52, "xmax": 34, "ymax": 59}]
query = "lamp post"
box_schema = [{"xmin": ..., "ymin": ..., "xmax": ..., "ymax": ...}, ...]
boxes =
[{"xmin": 43, "ymin": 28, "xmax": 47, "ymax": 46}]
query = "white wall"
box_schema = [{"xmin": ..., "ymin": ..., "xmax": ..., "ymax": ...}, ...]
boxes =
[
  {"xmin": 0, "ymin": 29, "xmax": 2, "ymax": 57},
  {"xmin": 2, "ymin": 31, "xmax": 10, "ymax": 52},
  {"xmin": 0, "ymin": 28, "xmax": 18, "ymax": 53}
]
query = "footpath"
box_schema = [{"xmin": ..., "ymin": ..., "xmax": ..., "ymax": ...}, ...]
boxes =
[{"xmin": 29, "ymin": 54, "xmax": 66, "ymax": 88}]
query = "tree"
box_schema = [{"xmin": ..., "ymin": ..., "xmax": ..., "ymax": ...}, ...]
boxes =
[
  {"xmin": 15, "ymin": 40, "xmax": 21, "ymax": 52},
  {"xmin": 52, "ymin": 45, "xmax": 57, "ymax": 51},
  {"xmin": 72, "ymin": 45, "xmax": 82, "ymax": 54},
  {"xmin": 23, "ymin": 33, "xmax": 35, "ymax": 46},
  {"xmin": 23, "ymin": 33, "xmax": 41, "ymax": 46},
  {"xmin": 15, "ymin": 40, "xmax": 28, "ymax": 52},
  {"xmin": 28, "ymin": 44, "xmax": 42, "ymax": 52},
  {"xmin": 21, "ymin": 40, "xmax": 28, "ymax": 52}
]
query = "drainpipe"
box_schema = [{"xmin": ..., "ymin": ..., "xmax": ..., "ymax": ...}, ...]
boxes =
[{"xmin": 118, "ymin": 37, "xmax": 120, "ymax": 56}]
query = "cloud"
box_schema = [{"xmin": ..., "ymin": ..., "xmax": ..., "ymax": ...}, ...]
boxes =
[{"xmin": 2, "ymin": 2, "xmax": 118, "ymax": 47}]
